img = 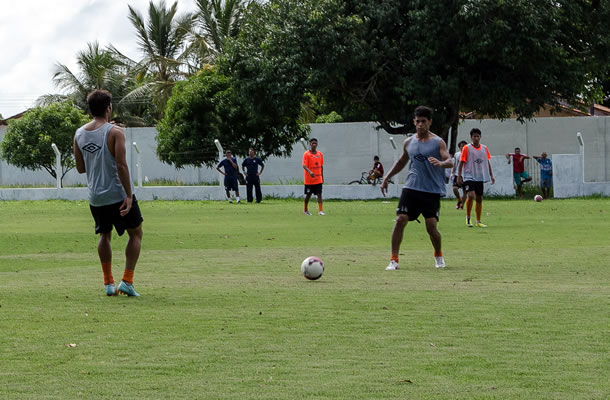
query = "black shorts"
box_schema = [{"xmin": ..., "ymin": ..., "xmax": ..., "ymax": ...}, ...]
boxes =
[
  {"xmin": 224, "ymin": 176, "xmax": 239, "ymax": 192},
  {"xmin": 396, "ymin": 189, "xmax": 440, "ymax": 221},
  {"xmin": 304, "ymin": 183, "xmax": 323, "ymax": 196},
  {"xmin": 463, "ymin": 181, "xmax": 484, "ymax": 196},
  {"xmin": 90, "ymin": 195, "xmax": 143, "ymax": 236}
]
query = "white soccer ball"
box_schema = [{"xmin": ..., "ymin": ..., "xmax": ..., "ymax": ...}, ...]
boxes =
[
  {"xmin": 534, "ymin": 194, "xmax": 543, "ymax": 202},
  {"xmin": 301, "ymin": 256, "xmax": 324, "ymax": 280}
]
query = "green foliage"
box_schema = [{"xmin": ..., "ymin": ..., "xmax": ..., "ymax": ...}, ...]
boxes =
[
  {"xmin": 314, "ymin": 111, "xmax": 344, "ymax": 123},
  {"xmin": 228, "ymin": 0, "xmax": 610, "ymax": 150},
  {"xmin": 0, "ymin": 102, "xmax": 88, "ymax": 182},
  {"xmin": 157, "ymin": 67, "xmax": 308, "ymax": 167}
]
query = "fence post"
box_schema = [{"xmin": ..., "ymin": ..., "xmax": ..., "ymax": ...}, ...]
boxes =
[
  {"xmin": 51, "ymin": 143, "xmax": 61, "ymax": 189},
  {"xmin": 132, "ymin": 142, "xmax": 142, "ymax": 188},
  {"xmin": 577, "ymin": 132, "xmax": 584, "ymax": 195}
]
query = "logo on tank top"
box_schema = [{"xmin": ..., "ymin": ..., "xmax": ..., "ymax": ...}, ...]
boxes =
[
  {"xmin": 82, "ymin": 143, "xmax": 101, "ymax": 153},
  {"xmin": 413, "ymin": 154, "xmax": 427, "ymax": 162},
  {"xmin": 474, "ymin": 159, "xmax": 484, "ymax": 164}
]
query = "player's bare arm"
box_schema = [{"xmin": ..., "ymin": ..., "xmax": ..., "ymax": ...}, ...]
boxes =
[
  {"xmin": 303, "ymin": 165, "xmax": 314, "ymax": 177},
  {"xmin": 457, "ymin": 160, "xmax": 464, "ymax": 185},
  {"xmin": 428, "ymin": 139, "xmax": 453, "ymax": 168},
  {"xmin": 110, "ymin": 126, "xmax": 133, "ymax": 215},
  {"xmin": 381, "ymin": 138, "xmax": 411, "ymax": 196},
  {"xmin": 488, "ymin": 160, "xmax": 495, "ymax": 184},
  {"xmin": 73, "ymin": 137, "xmax": 85, "ymax": 173},
  {"xmin": 258, "ymin": 165, "xmax": 264, "ymax": 176}
]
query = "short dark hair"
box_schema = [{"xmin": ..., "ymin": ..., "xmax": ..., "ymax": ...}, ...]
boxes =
[
  {"xmin": 514, "ymin": 147, "xmax": 520, "ymax": 151},
  {"xmin": 309, "ymin": 137, "xmax": 318, "ymax": 143},
  {"xmin": 86, "ymin": 90, "xmax": 112, "ymax": 117},
  {"xmin": 458, "ymin": 140, "xmax": 468, "ymax": 147},
  {"xmin": 374, "ymin": 155, "xmax": 380, "ymax": 161},
  {"xmin": 470, "ymin": 128, "xmax": 482, "ymax": 136},
  {"xmin": 225, "ymin": 150, "xmax": 232, "ymax": 154},
  {"xmin": 414, "ymin": 106, "xmax": 433, "ymax": 120}
]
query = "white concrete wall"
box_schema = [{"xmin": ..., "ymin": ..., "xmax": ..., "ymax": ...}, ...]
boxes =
[{"xmin": 1, "ymin": 116, "xmax": 609, "ymax": 198}]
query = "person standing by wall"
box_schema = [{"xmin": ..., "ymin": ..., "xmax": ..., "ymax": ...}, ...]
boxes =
[
  {"xmin": 457, "ymin": 129, "xmax": 495, "ymax": 228},
  {"xmin": 302, "ymin": 138, "xmax": 324, "ymax": 215},
  {"xmin": 533, "ymin": 152, "xmax": 553, "ymax": 199},
  {"xmin": 73, "ymin": 89, "xmax": 143, "ymax": 297},
  {"xmin": 380, "ymin": 106, "xmax": 453, "ymax": 270},
  {"xmin": 242, "ymin": 147, "xmax": 265, "ymax": 203},
  {"xmin": 506, "ymin": 147, "xmax": 532, "ymax": 198},
  {"xmin": 216, "ymin": 150, "xmax": 241, "ymax": 203}
]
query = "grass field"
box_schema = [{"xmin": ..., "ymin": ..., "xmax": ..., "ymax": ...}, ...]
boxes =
[{"xmin": 0, "ymin": 198, "xmax": 608, "ymax": 399}]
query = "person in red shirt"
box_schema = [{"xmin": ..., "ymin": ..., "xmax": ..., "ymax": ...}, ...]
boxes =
[
  {"xmin": 302, "ymin": 138, "xmax": 324, "ymax": 215},
  {"xmin": 506, "ymin": 147, "xmax": 532, "ymax": 198},
  {"xmin": 367, "ymin": 156, "xmax": 384, "ymax": 184}
]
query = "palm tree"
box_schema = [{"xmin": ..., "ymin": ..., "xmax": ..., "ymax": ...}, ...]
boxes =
[
  {"xmin": 124, "ymin": 0, "xmax": 194, "ymax": 116},
  {"xmin": 38, "ymin": 41, "xmax": 152, "ymax": 126},
  {"xmin": 191, "ymin": 0, "xmax": 258, "ymax": 63}
]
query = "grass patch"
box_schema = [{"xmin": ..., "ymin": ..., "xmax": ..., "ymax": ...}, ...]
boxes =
[{"xmin": 0, "ymin": 198, "xmax": 608, "ymax": 399}]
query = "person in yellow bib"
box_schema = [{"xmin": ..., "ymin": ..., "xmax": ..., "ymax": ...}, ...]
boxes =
[{"xmin": 302, "ymin": 138, "xmax": 325, "ymax": 215}]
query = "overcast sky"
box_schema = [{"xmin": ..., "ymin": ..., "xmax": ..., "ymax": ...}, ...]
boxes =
[{"xmin": 0, "ymin": 0, "xmax": 198, "ymax": 118}]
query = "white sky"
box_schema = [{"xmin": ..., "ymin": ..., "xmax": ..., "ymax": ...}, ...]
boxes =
[{"xmin": 0, "ymin": 0, "xmax": 198, "ymax": 118}]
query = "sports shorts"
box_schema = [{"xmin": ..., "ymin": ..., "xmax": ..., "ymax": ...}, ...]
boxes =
[
  {"xmin": 396, "ymin": 188, "xmax": 440, "ymax": 221},
  {"xmin": 513, "ymin": 171, "xmax": 530, "ymax": 186},
  {"xmin": 304, "ymin": 183, "xmax": 323, "ymax": 196},
  {"xmin": 541, "ymin": 178, "xmax": 553, "ymax": 189},
  {"xmin": 463, "ymin": 180, "xmax": 484, "ymax": 196},
  {"xmin": 224, "ymin": 176, "xmax": 239, "ymax": 192},
  {"xmin": 90, "ymin": 195, "xmax": 143, "ymax": 236}
]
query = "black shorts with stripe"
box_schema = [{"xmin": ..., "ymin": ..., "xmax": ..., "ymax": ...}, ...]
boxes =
[{"xmin": 396, "ymin": 188, "xmax": 440, "ymax": 221}]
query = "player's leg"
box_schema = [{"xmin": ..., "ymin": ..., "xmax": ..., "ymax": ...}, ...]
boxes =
[
  {"xmin": 425, "ymin": 218, "xmax": 445, "ymax": 268},
  {"xmin": 452, "ymin": 184, "xmax": 461, "ymax": 209},
  {"xmin": 304, "ymin": 192, "xmax": 313, "ymax": 215},
  {"xmin": 234, "ymin": 179, "xmax": 241, "ymax": 203},
  {"xmin": 98, "ymin": 232, "xmax": 115, "ymax": 294},
  {"xmin": 464, "ymin": 183, "xmax": 475, "ymax": 226},
  {"xmin": 316, "ymin": 186, "xmax": 324, "ymax": 215},
  {"xmin": 246, "ymin": 178, "xmax": 254, "ymax": 203},
  {"xmin": 475, "ymin": 182, "xmax": 486, "ymax": 227},
  {"xmin": 255, "ymin": 177, "xmax": 262, "ymax": 203},
  {"xmin": 117, "ymin": 225, "xmax": 142, "ymax": 297},
  {"xmin": 388, "ymin": 214, "xmax": 408, "ymax": 270}
]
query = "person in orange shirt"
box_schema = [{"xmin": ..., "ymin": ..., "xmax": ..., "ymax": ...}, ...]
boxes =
[{"xmin": 302, "ymin": 138, "xmax": 325, "ymax": 215}]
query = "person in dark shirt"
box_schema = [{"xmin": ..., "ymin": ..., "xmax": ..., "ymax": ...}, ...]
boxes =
[
  {"xmin": 367, "ymin": 155, "xmax": 384, "ymax": 185},
  {"xmin": 242, "ymin": 147, "xmax": 265, "ymax": 203},
  {"xmin": 216, "ymin": 150, "xmax": 240, "ymax": 203}
]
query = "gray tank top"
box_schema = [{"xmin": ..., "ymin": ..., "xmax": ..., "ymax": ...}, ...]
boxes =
[
  {"xmin": 403, "ymin": 135, "xmax": 446, "ymax": 196},
  {"xmin": 75, "ymin": 122, "xmax": 129, "ymax": 206}
]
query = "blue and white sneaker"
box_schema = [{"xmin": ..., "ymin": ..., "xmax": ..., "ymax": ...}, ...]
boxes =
[
  {"xmin": 117, "ymin": 281, "xmax": 140, "ymax": 297},
  {"xmin": 105, "ymin": 283, "xmax": 117, "ymax": 296}
]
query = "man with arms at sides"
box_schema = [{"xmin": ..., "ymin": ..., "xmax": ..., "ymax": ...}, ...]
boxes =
[
  {"xmin": 533, "ymin": 152, "xmax": 553, "ymax": 199},
  {"xmin": 302, "ymin": 138, "xmax": 325, "ymax": 215},
  {"xmin": 380, "ymin": 106, "xmax": 453, "ymax": 271},
  {"xmin": 74, "ymin": 90, "xmax": 143, "ymax": 297},
  {"xmin": 450, "ymin": 140, "xmax": 468, "ymax": 209},
  {"xmin": 506, "ymin": 147, "xmax": 531, "ymax": 198},
  {"xmin": 457, "ymin": 128, "xmax": 495, "ymax": 228},
  {"xmin": 216, "ymin": 150, "xmax": 241, "ymax": 203},
  {"xmin": 368, "ymin": 155, "xmax": 384, "ymax": 185},
  {"xmin": 242, "ymin": 147, "xmax": 265, "ymax": 203}
]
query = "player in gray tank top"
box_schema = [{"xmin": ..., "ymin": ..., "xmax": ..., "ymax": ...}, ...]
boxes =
[
  {"xmin": 73, "ymin": 90, "xmax": 143, "ymax": 297},
  {"xmin": 380, "ymin": 106, "xmax": 453, "ymax": 271}
]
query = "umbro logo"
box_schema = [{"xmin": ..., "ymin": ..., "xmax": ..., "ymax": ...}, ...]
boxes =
[
  {"xmin": 82, "ymin": 143, "xmax": 101, "ymax": 153},
  {"xmin": 413, "ymin": 154, "xmax": 427, "ymax": 162},
  {"xmin": 474, "ymin": 159, "xmax": 484, "ymax": 164}
]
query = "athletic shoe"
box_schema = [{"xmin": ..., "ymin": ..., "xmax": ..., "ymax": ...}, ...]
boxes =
[
  {"xmin": 237, "ymin": 199, "xmax": 241, "ymax": 204},
  {"xmin": 228, "ymin": 199, "xmax": 233, "ymax": 204},
  {"xmin": 117, "ymin": 281, "xmax": 140, "ymax": 297},
  {"xmin": 466, "ymin": 219, "xmax": 474, "ymax": 227},
  {"xmin": 385, "ymin": 260, "xmax": 400, "ymax": 270},
  {"xmin": 434, "ymin": 256, "xmax": 446, "ymax": 268},
  {"xmin": 105, "ymin": 283, "xmax": 117, "ymax": 296},
  {"xmin": 304, "ymin": 211, "xmax": 312, "ymax": 216},
  {"xmin": 318, "ymin": 211, "xmax": 325, "ymax": 216},
  {"xmin": 456, "ymin": 201, "xmax": 461, "ymax": 210},
  {"xmin": 476, "ymin": 222, "xmax": 488, "ymax": 228}
]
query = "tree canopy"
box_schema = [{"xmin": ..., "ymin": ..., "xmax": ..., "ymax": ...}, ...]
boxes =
[
  {"xmin": 157, "ymin": 67, "xmax": 308, "ymax": 167},
  {"xmin": 225, "ymin": 0, "xmax": 610, "ymax": 152},
  {"xmin": 0, "ymin": 102, "xmax": 88, "ymax": 185}
]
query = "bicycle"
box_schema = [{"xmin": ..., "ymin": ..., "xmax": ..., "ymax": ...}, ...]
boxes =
[{"xmin": 348, "ymin": 171, "xmax": 392, "ymax": 185}]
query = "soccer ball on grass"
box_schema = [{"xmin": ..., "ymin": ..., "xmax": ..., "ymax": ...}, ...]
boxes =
[
  {"xmin": 301, "ymin": 256, "xmax": 324, "ymax": 280},
  {"xmin": 534, "ymin": 194, "xmax": 543, "ymax": 202}
]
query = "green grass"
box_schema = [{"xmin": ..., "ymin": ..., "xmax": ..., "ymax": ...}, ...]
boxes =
[{"xmin": 0, "ymin": 198, "xmax": 608, "ymax": 399}]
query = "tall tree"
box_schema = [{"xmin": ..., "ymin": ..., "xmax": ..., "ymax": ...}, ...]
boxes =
[
  {"xmin": 125, "ymin": 0, "xmax": 194, "ymax": 117},
  {"xmin": 227, "ymin": 0, "xmax": 610, "ymax": 152},
  {"xmin": 0, "ymin": 102, "xmax": 88, "ymax": 186}
]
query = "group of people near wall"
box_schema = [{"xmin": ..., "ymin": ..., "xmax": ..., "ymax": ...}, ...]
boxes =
[{"xmin": 73, "ymin": 89, "xmax": 555, "ymax": 297}]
